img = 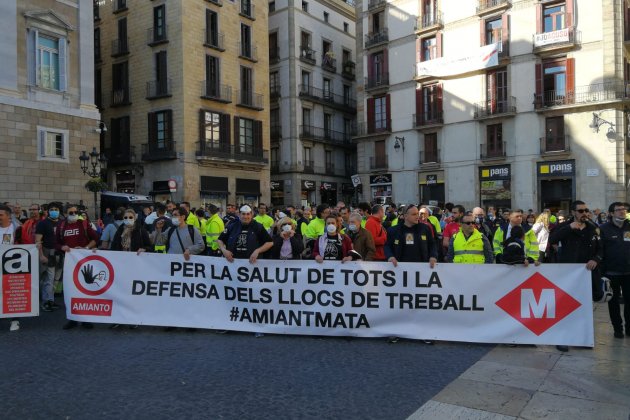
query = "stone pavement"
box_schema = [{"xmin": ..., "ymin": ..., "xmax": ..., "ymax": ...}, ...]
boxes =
[{"xmin": 408, "ymin": 302, "xmax": 630, "ymax": 420}]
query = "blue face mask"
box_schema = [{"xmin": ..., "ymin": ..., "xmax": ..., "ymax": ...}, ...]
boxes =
[{"xmin": 49, "ymin": 210, "xmax": 59, "ymax": 219}]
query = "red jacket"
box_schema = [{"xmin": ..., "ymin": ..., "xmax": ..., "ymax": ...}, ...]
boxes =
[
  {"xmin": 365, "ymin": 215, "xmax": 387, "ymax": 261},
  {"xmin": 19, "ymin": 219, "xmax": 38, "ymax": 244}
]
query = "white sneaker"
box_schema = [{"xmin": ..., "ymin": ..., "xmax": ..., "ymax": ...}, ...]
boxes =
[{"xmin": 9, "ymin": 320, "xmax": 20, "ymax": 332}]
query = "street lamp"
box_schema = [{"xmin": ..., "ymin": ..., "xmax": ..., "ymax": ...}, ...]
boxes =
[
  {"xmin": 79, "ymin": 147, "xmax": 108, "ymax": 220},
  {"xmin": 588, "ymin": 112, "xmax": 615, "ymax": 133},
  {"xmin": 394, "ymin": 136, "xmax": 405, "ymax": 151}
]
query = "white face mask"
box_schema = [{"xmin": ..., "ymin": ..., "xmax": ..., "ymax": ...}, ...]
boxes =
[
  {"xmin": 282, "ymin": 224, "xmax": 292, "ymax": 233},
  {"xmin": 348, "ymin": 224, "xmax": 358, "ymax": 232},
  {"xmin": 123, "ymin": 219, "xmax": 134, "ymax": 226},
  {"xmin": 67, "ymin": 215, "xmax": 78, "ymax": 223},
  {"xmin": 172, "ymin": 218, "xmax": 181, "ymax": 227},
  {"xmin": 326, "ymin": 224, "xmax": 337, "ymax": 234},
  {"xmin": 614, "ymin": 217, "xmax": 625, "ymax": 223}
]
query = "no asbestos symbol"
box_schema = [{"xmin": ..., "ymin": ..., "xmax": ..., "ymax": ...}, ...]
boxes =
[{"xmin": 72, "ymin": 255, "xmax": 115, "ymax": 296}]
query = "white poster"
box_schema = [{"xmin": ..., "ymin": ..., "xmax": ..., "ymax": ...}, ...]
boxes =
[
  {"xmin": 416, "ymin": 43, "xmax": 499, "ymax": 77},
  {"xmin": 63, "ymin": 250, "xmax": 594, "ymax": 346},
  {"xmin": 1, "ymin": 245, "xmax": 40, "ymax": 318},
  {"xmin": 534, "ymin": 28, "xmax": 570, "ymax": 47}
]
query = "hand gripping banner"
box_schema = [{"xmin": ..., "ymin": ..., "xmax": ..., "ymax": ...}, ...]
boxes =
[
  {"xmin": 63, "ymin": 250, "xmax": 594, "ymax": 346},
  {"xmin": 1, "ymin": 245, "xmax": 39, "ymax": 318}
]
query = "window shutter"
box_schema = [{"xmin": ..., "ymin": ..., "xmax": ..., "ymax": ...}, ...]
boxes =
[
  {"xmin": 383, "ymin": 49, "xmax": 389, "ymax": 79},
  {"xmin": 415, "ymin": 87, "xmax": 423, "ymax": 126},
  {"xmin": 59, "ymin": 133, "xmax": 65, "ymax": 158},
  {"xmin": 27, "ymin": 29, "xmax": 37, "ymax": 86},
  {"xmin": 220, "ymin": 113, "xmax": 231, "ymax": 146},
  {"xmin": 148, "ymin": 112, "xmax": 157, "ymax": 144},
  {"xmin": 437, "ymin": 84, "xmax": 443, "ymax": 120},
  {"xmin": 165, "ymin": 110, "xmax": 173, "ymax": 143},
  {"xmin": 233, "ymin": 116, "xmax": 240, "ymax": 148},
  {"xmin": 565, "ymin": 0, "xmax": 574, "ymax": 27},
  {"xmin": 480, "ymin": 19, "xmax": 485, "ymax": 46},
  {"xmin": 199, "ymin": 109, "xmax": 206, "ymax": 149},
  {"xmin": 436, "ymin": 33, "xmax": 442, "ymax": 58},
  {"xmin": 501, "ymin": 14, "xmax": 509, "ymax": 56},
  {"xmin": 367, "ymin": 54, "xmax": 374, "ymax": 82},
  {"xmin": 367, "ymin": 97, "xmax": 375, "ymax": 133},
  {"xmin": 535, "ymin": 63, "xmax": 543, "ymax": 107},
  {"xmin": 566, "ymin": 58, "xmax": 575, "ymax": 104},
  {"xmin": 59, "ymin": 37, "xmax": 67, "ymax": 91},
  {"xmin": 205, "ymin": 9, "xmax": 210, "ymax": 43},
  {"xmin": 385, "ymin": 94, "xmax": 391, "ymax": 131},
  {"xmin": 39, "ymin": 130, "xmax": 46, "ymax": 157},
  {"xmin": 536, "ymin": 3, "xmax": 542, "ymax": 34},
  {"xmin": 254, "ymin": 120, "xmax": 263, "ymax": 150}
]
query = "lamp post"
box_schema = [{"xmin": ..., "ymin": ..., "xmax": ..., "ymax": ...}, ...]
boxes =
[
  {"xmin": 79, "ymin": 147, "xmax": 108, "ymax": 220},
  {"xmin": 394, "ymin": 136, "xmax": 405, "ymax": 151}
]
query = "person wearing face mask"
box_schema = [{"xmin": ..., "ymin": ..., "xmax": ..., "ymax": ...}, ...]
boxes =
[
  {"xmin": 312, "ymin": 215, "xmax": 354, "ymax": 263},
  {"xmin": 270, "ymin": 217, "xmax": 304, "ymax": 260},
  {"xmin": 599, "ymin": 202, "xmax": 630, "ymax": 338},
  {"xmin": 35, "ymin": 202, "xmax": 66, "ymax": 313},
  {"xmin": 471, "ymin": 207, "xmax": 493, "ymax": 245},
  {"xmin": 346, "ymin": 213, "xmax": 375, "ymax": 261},
  {"xmin": 110, "ymin": 209, "xmax": 152, "ymax": 253}
]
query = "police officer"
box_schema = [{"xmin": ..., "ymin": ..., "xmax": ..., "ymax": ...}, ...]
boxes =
[{"xmin": 446, "ymin": 213, "xmax": 494, "ymax": 264}]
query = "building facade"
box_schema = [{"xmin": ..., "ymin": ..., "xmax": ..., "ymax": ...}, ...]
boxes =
[
  {"xmin": 355, "ymin": 0, "xmax": 630, "ymax": 213},
  {"xmin": 96, "ymin": 0, "xmax": 270, "ymax": 208},
  {"xmin": 269, "ymin": 0, "xmax": 357, "ymax": 208},
  {"xmin": 0, "ymin": 0, "xmax": 100, "ymax": 206}
]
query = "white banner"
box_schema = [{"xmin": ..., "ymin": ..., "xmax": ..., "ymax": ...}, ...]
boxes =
[
  {"xmin": 534, "ymin": 28, "xmax": 570, "ymax": 47},
  {"xmin": 63, "ymin": 250, "xmax": 594, "ymax": 346},
  {"xmin": 416, "ymin": 43, "xmax": 499, "ymax": 78},
  {"xmin": 1, "ymin": 245, "xmax": 40, "ymax": 318}
]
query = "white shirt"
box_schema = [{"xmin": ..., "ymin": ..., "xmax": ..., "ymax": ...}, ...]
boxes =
[{"xmin": 0, "ymin": 224, "xmax": 16, "ymax": 244}]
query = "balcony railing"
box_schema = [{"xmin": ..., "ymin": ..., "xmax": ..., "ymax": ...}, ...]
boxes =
[
  {"xmin": 540, "ymin": 135, "xmax": 570, "ymax": 154},
  {"xmin": 415, "ymin": 12, "xmax": 443, "ymax": 32},
  {"xmin": 356, "ymin": 120, "xmax": 391, "ymax": 136},
  {"xmin": 269, "ymin": 47, "xmax": 280, "ymax": 64},
  {"xmin": 368, "ymin": 0, "xmax": 387, "ymax": 11},
  {"xmin": 534, "ymin": 81, "xmax": 629, "ymax": 109},
  {"xmin": 299, "ymin": 46, "xmax": 316, "ymax": 65},
  {"xmin": 476, "ymin": 0, "xmax": 510, "ymax": 14},
  {"xmin": 299, "ymin": 125, "xmax": 353, "ymax": 145},
  {"xmin": 414, "ymin": 112, "xmax": 444, "ymax": 127},
  {"xmin": 480, "ymin": 142, "xmax": 506, "ymax": 160},
  {"xmin": 342, "ymin": 61, "xmax": 356, "ymax": 80},
  {"xmin": 370, "ymin": 156, "xmax": 388, "ymax": 170},
  {"xmin": 270, "ymin": 85, "xmax": 281, "ymax": 100},
  {"xmin": 474, "ymin": 96, "xmax": 516, "ymax": 119},
  {"xmin": 110, "ymin": 88, "xmax": 131, "ymax": 107},
  {"xmin": 237, "ymin": 90, "xmax": 264, "ymax": 110},
  {"xmin": 322, "ymin": 54, "xmax": 337, "ymax": 73},
  {"xmin": 533, "ymin": 25, "xmax": 578, "ymax": 50},
  {"xmin": 238, "ymin": 42, "xmax": 258, "ymax": 61},
  {"xmin": 205, "ymin": 31, "xmax": 225, "ymax": 51},
  {"xmin": 146, "ymin": 79, "xmax": 172, "ymax": 99},
  {"xmin": 420, "ymin": 149, "xmax": 441, "ymax": 165},
  {"xmin": 201, "ymin": 82, "xmax": 232, "ymax": 103},
  {"xmin": 303, "ymin": 160, "xmax": 315, "ymax": 173},
  {"xmin": 141, "ymin": 140, "xmax": 177, "ymax": 161},
  {"xmin": 196, "ymin": 142, "xmax": 268, "ymax": 164},
  {"xmin": 111, "ymin": 38, "xmax": 129, "ymax": 56},
  {"xmin": 365, "ymin": 28, "xmax": 389, "ymax": 48},
  {"xmin": 298, "ymin": 85, "xmax": 356, "ymax": 110},
  {"xmin": 240, "ymin": 1, "xmax": 255, "ymax": 19},
  {"xmin": 147, "ymin": 26, "xmax": 168, "ymax": 45},
  {"xmin": 365, "ymin": 73, "xmax": 389, "ymax": 91},
  {"xmin": 270, "ymin": 125, "xmax": 282, "ymax": 140}
]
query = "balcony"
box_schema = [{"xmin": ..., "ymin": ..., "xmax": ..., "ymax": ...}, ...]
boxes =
[
  {"xmin": 104, "ymin": 145, "xmax": 133, "ymax": 166},
  {"xmin": 365, "ymin": 28, "xmax": 388, "ymax": 49},
  {"xmin": 196, "ymin": 142, "xmax": 268, "ymax": 164},
  {"xmin": 533, "ymin": 25, "xmax": 579, "ymax": 53},
  {"xmin": 269, "ymin": 47, "xmax": 280, "ymax": 64},
  {"xmin": 415, "ymin": 12, "xmax": 443, "ymax": 35},
  {"xmin": 368, "ymin": 0, "xmax": 387, "ymax": 11},
  {"xmin": 420, "ymin": 149, "xmax": 441, "ymax": 166},
  {"xmin": 325, "ymin": 163, "xmax": 335, "ymax": 174},
  {"xmin": 342, "ymin": 61, "xmax": 356, "ymax": 80},
  {"xmin": 322, "ymin": 54, "xmax": 337, "ymax": 73},
  {"xmin": 474, "ymin": 97, "xmax": 516, "ymax": 119},
  {"xmin": 270, "ymin": 85, "xmax": 281, "ymax": 100},
  {"xmin": 238, "ymin": 42, "xmax": 258, "ymax": 62},
  {"xmin": 146, "ymin": 79, "xmax": 172, "ymax": 100},
  {"xmin": 299, "ymin": 125, "xmax": 354, "ymax": 147},
  {"xmin": 142, "ymin": 140, "xmax": 177, "ymax": 161},
  {"xmin": 303, "ymin": 160, "xmax": 315, "ymax": 174},
  {"xmin": 414, "ymin": 112, "xmax": 444, "ymax": 128},
  {"xmin": 110, "ymin": 88, "xmax": 131, "ymax": 107},
  {"xmin": 240, "ymin": 1, "xmax": 255, "ymax": 20},
  {"xmin": 204, "ymin": 31, "xmax": 225, "ymax": 51},
  {"xmin": 299, "ymin": 46, "xmax": 316, "ymax": 65},
  {"xmin": 370, "ymin": 156, "xmax": 388, "ymax": 171},
  {"xmin": 480, "ymin": 142, "xmax": 506, "ymax": 160},
  {"xmin": 298, "ymin": 85, "xmax": 356, "ymax": 111},
  {"xmin": 147, "ymin": 26, "xmax": 168, "ymax": 46},
  {"xmin": 201, "ymin": 82, "xmax": 232, "ymax": 103},
  {"xmin": 364, "ymin": 73, "xmax": 389, "ymax": 92},
  {"xmin": 355, "ymin": 120, "xmax": 391, "ymax": 136},
  {"xmin": 534, "ymin": 81, "xmax": 628, "ymax": 110},
  {"xmin": 112, "ymin": 0, "xmax": 127, "ymax": 13},
  {"xmin": 270, "ymin": 125, "xmax": 282, "ymax": 140},
  {"xmin": 237, "ymin": 91, "xmax": 264, "ymax": 110},
  {"xmin": 111, "ymin": 38, "xmax": 129, "ymax": 57},
  {"xmin": 540, "ymin": 135, "xmax": 571, "ymax": 155},
  {"xmin": 476, "ymin": 0, "xmax": 511, "ymax": 15}
]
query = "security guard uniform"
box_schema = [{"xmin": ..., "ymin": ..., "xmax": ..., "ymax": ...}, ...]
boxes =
[
  {"xmin": 493, "ymin": 224, "xmax": 539, "ymax": 262},
  {"xmin": 452, "ymin": 230, "xmax": 486, "ymax": 263},
  {"xmin": 205, "ymin": 213, "xmax": 225, "ymax": 253}
]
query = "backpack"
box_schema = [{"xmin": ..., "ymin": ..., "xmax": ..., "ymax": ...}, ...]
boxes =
[
  {"xmin": 502, "ymin": 237, "xmax": 526, "ymax": 265},
  {"xmin": 165, "ymin": 225, "xmax": 200, "ymax": 253}
]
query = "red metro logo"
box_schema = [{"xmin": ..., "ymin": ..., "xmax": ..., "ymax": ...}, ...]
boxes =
[{"xmin": 495, "ymin": 272, "xmax": 581, "ymax": 336}]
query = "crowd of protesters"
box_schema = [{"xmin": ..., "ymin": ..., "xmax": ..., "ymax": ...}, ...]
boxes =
[{"xmin": 1, "ymin": 198, "xmax": 628, "ymax": 349}]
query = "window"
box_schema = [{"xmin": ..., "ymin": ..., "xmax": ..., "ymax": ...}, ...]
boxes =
[
  {"xmin": 116, "ymin": 17, "xmax": 128, "ymax": 54},
  {"xmin": 323, "ymin": 78, "xmax": 331, "ymax": 100},
  {"xmin": 238, "ymin": 117, "xmax": 254, "ymax": 153},
  {"xmin": 109, "ymin": 116, "xmax": 131, "ymax": 159},
  {"xmin": 241, "ymin": 0, "xmax": 253, "ymax": 17},
  {"xmin": 112, "ymin": 61, "xmax": 129, "ymax": 105},
  {"xmin": 202, "ymin": 110, "xmax": 222, "ymax": 147},
  {"xmin": 38, "ymin": 36, "xmax": 61, "ymax": 90},
  {"xmin": 149, "ymin": 110, "xmax": 173, "ymax": 149},
  {"xmin": 485, "ymin": 18, "xmax": 502, "ymax": 47},
  {"xmin": 271, "ymin": 147, "xmax": 279, "ymax": 167},
  {"xmin": 37, "ymin": 127, "xmax": 69, "ymax": 162},
  {"xmin": 342, "ymin": 49, "xmax": 351, "ymax": 64},
  {"xmin": 270, "ymin": 108, "xmax": 280, "ymax": 136},
  {"xmin": 486, "ymin": 124, "xmax": 503, "ymax": 157},
  {"xmin": 154, "ymin": 51, "xmax": 168, "ymax": 96},
  {"xmin": 324, "ymin": 12, "xmax": 329, "ymax": 23},
  {"xmin": 421, "ymin": 36, "xmax": 436, "ymax": 61},
  {"xmin": 240, "ymin": 66, "xmax": 252, "ymax": 104},
  {"xmin": 95, "ymin": 68, "xmax": 102, "ymax": 109},
  {"xmin": 544, "ymin": 3, "xmax": 566, "ymax": 32},
  {"xmin": 269, "ymin": 32, "xmax": 279, "ymax": 61},
  {"xmin": 372, "ymin": 11, "xmax": 384, "ymax": 33},
  {"xmin": 94, "ymin": 0, "xmax": 100, "ymax": 20},
  {"xmin": 416, "ymin": 83, "xmax": 443, "ymax": 125},
  {"xmin": 301, "ymin": 71, "xmax": 311, "ymax": 90},
  {"xmin": 153, "ymin": 4, "xmax": 166, "ymax": 42},
  {"xmin": 343, "ymin": 118, "xmax": 352, "ymax": 141},
  {"xmin": 269, "ymin": 1, "xmax": 276, "ymax": 13},
  {"xmin": 374, "ymin": 96, "xmax": 387, "ymax": 130},
  {"xmin": 482, "ymin": 15, "xmax": 508, "ymax": 55},
  {"xmin": 536, "ymin": 58, "xmax": 574, "ymax": 107},
  {"xmin": 344, "ymin": 22, "xmax": 349, "ymax": 33},
  {"xmin": 371, "ymin": 51, "xmax": 385, "ymax": 81},
  {"xmin": 94, "ymin": 28, "xmax": 101, "ymax": 62},
  {"xmin": 486, "ymin": 67, "xmax": 508, "ymax": 112},
  {"xmin": 343, "ymin": 85, "xmax": 351, "ymax": 106},
  {"xmin": 302, "ymin": 1, "xmax": 309, "ymax": 12},
  {"xmin": 422, "ymin": 0, "xmax": 437, "ymax": 21},
  {"xmin": 304, "ymin": 147, "xmax": 312, "ymax": 165},
  {"xmin": 205, "ymin": 55, "xmax": 220, "ymax": 97},
  {"xmin": 240, "ymin": 24, "xmax": 252, "ymax": 58},
  {"xmin": 325, "ymin": 150, "xmax": 333, "ymax": 170},
  {"xmin": 324, "ymin": 113, "xmax": 333, "ymax": 138},
  {"xmin": 545, "ymin": 116, "xmax": 565, "ymax": 151},
  {"xmin": 302, "ymin": 108, "xmax": 311, "ymax": 126},
  {"xmin": 206, "ymin": 10, "xmax": 219, "ymax": 47},
  {"xmin": 270, "ymin": 71, "xmax": 279, "ymax": 96},
  {"xmin": 423, "ymin": 133, "xmax": 438, "ymax": 163}
]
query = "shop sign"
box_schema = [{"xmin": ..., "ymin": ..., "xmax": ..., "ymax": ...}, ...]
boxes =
[
  {"xmin": 537, "ymin": 160, "xmax": 575, "ymax": 177},
  {"xmin": 426, "ymin": 175, "xmax": 437, "ymax": 185},
  {"xmin": 480, "ymin": 165, "xmax": 510, "ymax": 180},
  {"xmin": 320, "ymin": 182, "xmax": 337, "ymax": 191},
  {"xmin": 301, "ymin": 180, "xmax": 316, "ymax": 191},
  {"xmin": 270, "ymin": 181, "xmax": 283, "ymax": 191},
  {"xmin": 370, "ymin": 174, "xmax": 392, "ymax": 185},
  {"xmin": 342, "ymin": 183, "xmax": 355, "ymax": 194}
]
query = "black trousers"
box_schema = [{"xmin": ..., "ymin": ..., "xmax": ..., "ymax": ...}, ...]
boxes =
[{"xmin": 606, "ymin": 274, "xmax": 630, "ymax": 332}]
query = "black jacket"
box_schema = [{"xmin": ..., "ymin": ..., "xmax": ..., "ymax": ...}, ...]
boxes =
[
  {"xmin": 548, "ymin": 218, "xmax": 601, "ymax": 264},
  {"xmin": 270, "ymin": 235, "xmax": 304, "ymax": 260},
  {"xmin": 111, "ymin": 224, "xmax": 153, "ymax": 252},
  {"xmin": 384, "ymin": 222, "xmax": 437, "ymax": 262},
  {"xmin": 599, "ymin": 220, "xmax": 630, "ymax": 274}
]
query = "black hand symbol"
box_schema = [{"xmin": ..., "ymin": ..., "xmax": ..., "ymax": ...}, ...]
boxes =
[{"xmin": 81, "ymin": 264, "xmax": 99, "ymax": 285}]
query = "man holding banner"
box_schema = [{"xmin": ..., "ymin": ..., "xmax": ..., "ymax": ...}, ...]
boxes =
[{"xmin": 384, "ymin": 205, "xmax": 437, "ymax": 268}]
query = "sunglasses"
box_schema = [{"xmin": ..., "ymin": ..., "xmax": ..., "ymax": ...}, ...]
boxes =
[
  {"xmin": 67, "ymin": 211, "xmax": 78, "ymax": 215},
  {"xmin": 461, "ymin": 221, "xmax": 475, "ymax": 225},
  {"xmin": 123, "ymin": 216, "xmax": 135, "ymax": 220},
  {"xmin": 576, "ymin": 209, "xmax": 590, "ymax": 213}
]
